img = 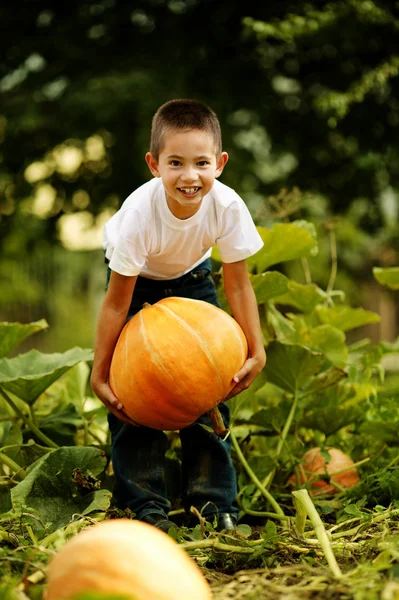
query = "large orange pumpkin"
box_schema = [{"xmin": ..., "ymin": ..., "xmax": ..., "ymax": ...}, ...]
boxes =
[
  {"xmin": 109, "ymin": 297, "xmax": 248, "ymax": 430},
  {"xmin": 288, "ymin": 447, "xmax": 360, "ymax": 495},
  {"xmin": 45, "ymin": 519, "xmax": 212, "ymax": 600}
]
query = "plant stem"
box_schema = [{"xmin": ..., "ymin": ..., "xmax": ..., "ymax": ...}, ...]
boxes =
[
  {"xmin": 326, "ymin": 228, "xmax": 338, "ymax": 297},
  {"xmin": 230, "ymin": 430, "xmax": 286, "ymax": 518},
  {"xmin": 0, "ymin": 450, "xmax": 26, "ymax": 479},
  {"xmin": 301, "ymin": 257, "xmax": 312, "ymax": 284},
  {"xmin": 292, "ymin": 489, "xmax": 342, "ymax": 578},
  {"xmin": 0, "ymin": 387, "xmax": 58, "ymax": 449},
  {"xmin": 40, "ymin": 513, "xmax": 107, "ymax": 548},
  {"xmin": 251, "ymin": 391, "xmax": 299, "ymax": 504},
  {"xmin": 328, "ymin": 456, "xmax": 370, "ymax": 476},
  {"xmin": 168, "ymin": 508, "xmax": 185, "ymax": 516},
  {"xmin": 241, "ymin": 506, "xmax": 289, "ymax": 521},
  {"xmin": 180, "ymin": 538, "xmax": 254, "ymax": 554},
  {"xmin": 208, "ymin": 406, "xmax": 229, "ymax": 437}
]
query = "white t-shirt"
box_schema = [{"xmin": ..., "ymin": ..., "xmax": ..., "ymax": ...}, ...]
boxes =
[{"xmin": 103, "ymin": 177, "xmax": 263, "ymax": 280}]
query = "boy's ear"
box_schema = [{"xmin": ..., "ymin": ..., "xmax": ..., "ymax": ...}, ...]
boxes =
[
  {"xmin": 215, "ymin": 152, "xmax": 229, "ymax": 178},
  {"xmin": 145, "ymin": 152, "xmax": 160, "ymax": 177}
]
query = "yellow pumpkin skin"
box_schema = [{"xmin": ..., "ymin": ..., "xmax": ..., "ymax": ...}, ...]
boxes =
[
  {"xmin": 109, "ymin": 297, "xmax": 248, "ymax": 430},
  {"xmin": 46, "ymin": 519, "xmax": 212, "ymax": 600}
]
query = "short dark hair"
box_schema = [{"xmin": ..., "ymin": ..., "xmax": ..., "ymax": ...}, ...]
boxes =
[{"xmin": 150, "ymin": 99, "xmax": 222, "ymax": 159}]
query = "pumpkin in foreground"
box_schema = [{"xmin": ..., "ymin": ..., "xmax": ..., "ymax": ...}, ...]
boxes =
[
  {"xmin": 109, "ymin": 296, "xmax": 248, "ymax": 430},
  {"xmin": 288, "ymin": 447, "xmax": 360, "ymax": 495},
  {"xmin": 45, "ymin": 519, "xmax": 212, "ymax": 600}
]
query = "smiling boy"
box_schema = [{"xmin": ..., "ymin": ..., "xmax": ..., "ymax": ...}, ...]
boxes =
[{"xmin": 90, "ymin": 99, "xmax": 266, "ymax": 532}]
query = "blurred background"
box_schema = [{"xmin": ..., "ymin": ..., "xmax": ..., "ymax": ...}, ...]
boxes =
[{"xmin": 1, "ymin": 0, "xmax": 398, "ymax": 353}]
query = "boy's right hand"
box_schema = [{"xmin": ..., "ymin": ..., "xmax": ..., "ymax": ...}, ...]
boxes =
[{"xmin": 91, "ymin": 379, "xmax": 139, "ymax": 426}]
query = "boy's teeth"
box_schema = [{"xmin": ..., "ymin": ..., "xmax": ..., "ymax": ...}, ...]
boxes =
[{"xmin": 180, "ymin": 188, "xmax": 198, "ymax": 193}]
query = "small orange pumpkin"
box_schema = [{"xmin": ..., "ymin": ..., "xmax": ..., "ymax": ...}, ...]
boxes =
[
  {"xmin": 109, "ymin": 297, "xmax": 248, "ymax": 430},
  {"xmin": 288, "ymin": 447, "xmax": 360, "ymax": 495},
  {"xmin": 45, "ymin": 519, "xmax": 212, "ymax": 600}
]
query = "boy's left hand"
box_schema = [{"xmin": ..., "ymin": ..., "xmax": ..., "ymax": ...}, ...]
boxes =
[{"xmin": 224, "ymin": 351, "xmax": 266, "ymax": 401}]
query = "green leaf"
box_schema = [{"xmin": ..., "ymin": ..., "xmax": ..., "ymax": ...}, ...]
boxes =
[
  {"xmin": 267, "ymin": 303, "xmax": 296, "ymax": 339},
  {"xmin": 11, "ymin": 446, "xmax": 110, "ymax": 532},
  {"xmin": 302, "ymin": 367, "xmax": 347, "ymax": 396},
  {"xmin": 315, "ymin": 305, "xmax": 380, "ymax": 332},
  {"xmin": 373, "ymin": 267, "xmax": 399, "ymax": 290},
  {"xmin": 0, "ymin": 320, "xmax": 49, "ymax": 359},
  {"xmin": 301, "ymin": 400, "xmax": 362, "ymax": 436},
  {"xmin": 285, "ymin": 316, "xmax": 349, "ymax": 369},
  {"xmin": 264, "ymin": 341, "xmax": 325, "ymax": 394},
  {"xmin": 0, "ymin": 348, "xmax": 94, "ymax": 405},
  {"xmin": 250, "ymin": 271, "xmax": 289, "ymax": 303},
  {"xmin": 300, "ymin": 384, "xmax": 364, "ymax": 435},
  {"xmin": 273, "ymin": 280, "xmax": 326, "ymax": 313},
  {"xmin": 248, "ymin": 408, "xmax": 279, "ymax": 432},
  {"xmin": 247, "ymin": 454, "xmax": 277, "ymax": 481},
  {"xmin": 307, "ymin": 325, "xmax": 348, "ymax": 369},
  {"xmin": 227, "ymin": 369, "xmax": 268, "ymax": 421},
  {"xmin": 0, "ymin": 422, "xmax": 27, "ymax": 465},
  {"xmin": 5, "ymin": 439, "xmax": 53, "ymax": 472},
  {"xmin": 39, "ymin": 403, "xmax": 83, "ymax": 445},
  {"xmin": 44, "ymin": 361, "xmax": 91, "ymax": 410},
  {"xmin": 246, "ymin": 221, "xmax": 318, "ymax": 273}
]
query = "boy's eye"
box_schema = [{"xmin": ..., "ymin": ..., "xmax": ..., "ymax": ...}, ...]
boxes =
[
  {"xmin": 197, "ymin": 161, "xmax": 209, "ymax": 167},
  {"xmin": 170, "ymin": 160, "xmax": 181, "ymax": 166}
]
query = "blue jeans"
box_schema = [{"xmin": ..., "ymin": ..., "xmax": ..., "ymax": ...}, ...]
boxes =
[{"xmin": 107, "ymin": 259, "xmax": 239, "ymax": 521}]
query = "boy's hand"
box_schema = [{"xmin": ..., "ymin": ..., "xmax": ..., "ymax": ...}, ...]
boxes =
[
  {"xmin": 224, "ymin": 351, "xmax": 266, "ymax": 401},
  {"xmin": 91, "ymin": 379, "xmax": 139, "ymax": 426}
]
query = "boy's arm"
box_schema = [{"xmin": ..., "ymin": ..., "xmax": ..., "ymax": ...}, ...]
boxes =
[
  {"xmin": 222, "ymin": 259, "xmax": 266, "ymax": 400},
  {"xmin": 90, "ymin": 270, "xmax": 138, "ymax": 424}
]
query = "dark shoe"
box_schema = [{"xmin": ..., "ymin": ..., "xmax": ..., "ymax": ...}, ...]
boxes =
[
  {"xmin": 216, "ymin": 513, "xmax": 237, "ymax": 532},
  {"xmin": 140, "ymin": 513, "xmax": 178, "ymax": 533}
]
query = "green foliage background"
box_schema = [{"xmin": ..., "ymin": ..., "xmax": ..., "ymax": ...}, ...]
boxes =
[{"xmin": 1, "ymin": 0, "xmax": 398, "ymax": 349}]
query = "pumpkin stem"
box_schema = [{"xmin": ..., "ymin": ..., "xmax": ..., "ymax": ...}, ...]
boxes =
[
  {"xmin": 142, "ymin": 302, "xmax": 151, "ymax": 308},
  {"xmin": 208, "ymin": 406, "xmax": 229, "ymax": 437}
]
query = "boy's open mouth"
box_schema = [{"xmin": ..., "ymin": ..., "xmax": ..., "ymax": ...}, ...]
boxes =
[{"xmin": 178, "ymin": 187, "xmax": 200, "ymax": 195}]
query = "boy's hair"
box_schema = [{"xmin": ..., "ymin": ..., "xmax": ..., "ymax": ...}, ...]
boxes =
[{"xmin": 150, "ymin": 99, "xmax": 222, "ymax": 159}]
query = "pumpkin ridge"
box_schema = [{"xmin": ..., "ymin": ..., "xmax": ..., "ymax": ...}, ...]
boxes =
[
  {"xmin": 125, "ymin": 315, "xmax": 208, "ymax": 424},
  {"xmin": 212, "ymin": 308, "xmax": 248, "ymax": 360},
  {"xmin": 139, "ymin": 310, "xmax": 175, "ymax": 382},
  {"xmin": 155, "ymin": 303, "xmax": 225, "ymax": 396}
]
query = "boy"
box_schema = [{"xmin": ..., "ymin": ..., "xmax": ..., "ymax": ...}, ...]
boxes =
[{"xmin": 90, "ymin": 99, "xmax": 266, "ymax": 533}]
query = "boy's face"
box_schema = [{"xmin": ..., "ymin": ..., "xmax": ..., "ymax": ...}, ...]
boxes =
[{"xmin": 145, "ymin": 129, "xmax": 228, "ymax": 219}]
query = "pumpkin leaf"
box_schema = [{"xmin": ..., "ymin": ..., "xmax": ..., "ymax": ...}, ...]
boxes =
[
  {"xmin": 43, "ymin": 361, "xmax": 91, "ymax": 410},
  {"xmin": 267, "ymin": 303, "xmax": 296, "ymax": 339},
  {"xmin": 264, "ymin": 341, "xmax": 325, "ymax": 394},
  {"xmin": 273, "ymin": 280, "xmax": 326, "ymax": 313},
  {"xmin": 306, "ymin": 325, "xmax": 348, "ymax": 369},
  {"xmin": 283, "ymin": 316, "xmax": 349, "ymax": 369},
  {"xmin": 212, "ymin": 221, "xmax": 318, "ymax": 273},
  {"xmin": 0, "ymin": 319, "xmax": 49, "ymax": 358},
  {"xmin": 300, "ymin": 397, "xmax": 363, "ymax": 436},
  {"xmin": 250, "ymin": 271, "xmax": 289, "ymax": 303},
  {"xmin": 247, "ymin": 454, "xmax": 278, "ymax": 481},
  {"xmin": 302, "ymin": 367, "xmax": 347, "ymax": 396},
  {"xmin": 0, "ymin": 347, "xmax": 94, "ymax": 405},
  {"xmin": 247, "ymin": 221, "xmax": 319, "ymax": 273},
  {"xmin": 39, "ymin": 403, "xmax": 84, "ymax": 446},
  {"xmin": 315, "ymin": 305, "xmax": 380, "ymax": 332},
  {"xmin": 11, "ymin": 446, "xmax": 110, "ymax": 532},
  {"xmin": 373, "ymin": 266, "xmax": 399, "ymax": 290},
  {"xmin": 248, "ymin": 408, "xmax": 282, "ymax": 432}
]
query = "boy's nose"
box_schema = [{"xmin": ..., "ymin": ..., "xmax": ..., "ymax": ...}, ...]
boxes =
[{"xmin": 181, "ymin": 167, "xmax": 197, "ymax": 181}]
